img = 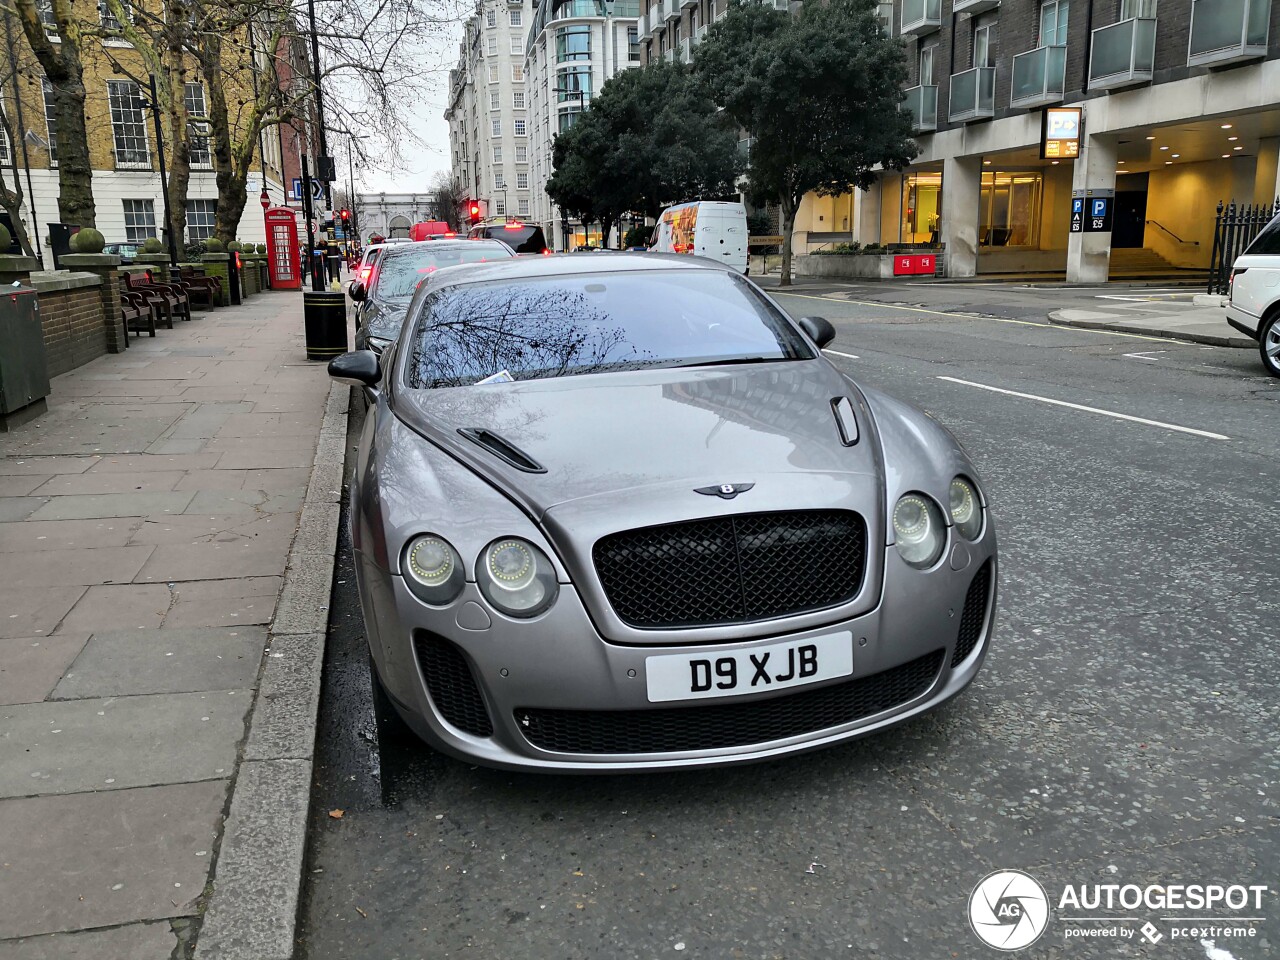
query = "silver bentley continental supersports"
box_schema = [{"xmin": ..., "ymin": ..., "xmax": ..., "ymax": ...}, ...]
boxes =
[{"xmin": 328, "ymin": 254, "xmax": 997, "ymax": 772}]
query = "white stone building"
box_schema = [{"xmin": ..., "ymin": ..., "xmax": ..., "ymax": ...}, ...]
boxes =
[
  {"xmin": 354, "ymin": 193, "xmax": 442, "ymax": 239},
  {"xmin": 445, "ymin": 0, "xmax": 537, "ymax": 228},
  {"xmin": 525, "ymin": 0, "xmax": 642, "ymax": 249}
]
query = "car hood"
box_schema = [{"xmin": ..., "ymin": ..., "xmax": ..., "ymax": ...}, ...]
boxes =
[{"xmin": 391, "ymin": 360, "xmax": 881, "ymax": 520}]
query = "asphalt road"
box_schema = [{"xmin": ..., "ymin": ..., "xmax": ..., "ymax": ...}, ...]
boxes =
[{"xmin": 298, "ymin": 288, "xmax": 1279, "ymax": 960}]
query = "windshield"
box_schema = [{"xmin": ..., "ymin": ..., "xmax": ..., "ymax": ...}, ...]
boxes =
[
  {"xmin": 373, "ymin": 245, "xmax": 511, "ymax": 300},
  {"xmin": 480, "ymin": 225, "xmax": 546, "ymax": 253},
  {"xmin": 404, "ymin": 270, "xmax": 814, "ymax": 389}
]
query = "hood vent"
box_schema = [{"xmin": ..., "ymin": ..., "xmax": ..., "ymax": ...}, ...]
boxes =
[
  {"xmin": 831, "ymin": 397, "xmax": 859, "ymax": 446},
  {"xmin": 457, "ymin": 427, "xmax": 547, "ymax": 473}
]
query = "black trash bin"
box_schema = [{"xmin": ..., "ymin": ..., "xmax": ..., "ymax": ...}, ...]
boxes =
[{"xmin": 303, "ymin": 290, "xmax": 347, "ymax": 361}]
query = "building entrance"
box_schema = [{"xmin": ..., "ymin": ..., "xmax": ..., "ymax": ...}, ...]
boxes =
[{"xmin": 1113, "ymin": 174, "xmax": 1149, "ymax": 248}]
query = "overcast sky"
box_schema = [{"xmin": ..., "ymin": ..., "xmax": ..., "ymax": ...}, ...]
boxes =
[{"xmin": 349, "ymin": 21, "xmax": 464, "ymax": 197}]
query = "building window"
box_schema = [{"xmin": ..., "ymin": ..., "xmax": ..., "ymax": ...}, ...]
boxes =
[
  {"xmin": 556, "ymin": 25, "xmax": 591, "ymax": 62},
  {"xmin": 495, "ymin": 170, "xmax": 506, "ymax": 188},
  {"xmin": 518, "ymin": 199, "xmax": 530, "ymax": 216},
  {"xmin": 980, "ymin": 171, "xmax": 1043, "ymax": 247},
  {"xmin": 672, "ymin": 21, "xmax": 681, "ymax": 45},
  {"xmin": 495, "ymin": 198, "xmax": 506, "ymax": 216},
  {"xmin": 514, "ymin": 118, "xmax": 526, "ymax": 136},
  {"xmin": 510, "ymin": 36, "xmax": 523, "ymax": 54},
  {"xmin": 99, "ymin": 0, "xmax": 132, "ymax": 32},
  {"xmin": 40, "ymin": 79, "xmax": 58, "ymax": 164},
  {"xmin": 558, "ymin": 108, "xmax": 582, "ymax": 132},
  {"xmin": 515, "ymin": 144, "xmax": 527, "ymax": 162},
  {"xmin": 488, "ymin": 36, "xmax": 497, "ymax": 55},
  {"xmin": 35, "ymin": 0, "xmax": 58, "ymax": 39},
  {"xmin": 486, "ymin": 8, "xmax": 496, "ymax": 26},
  {"xmin": 514, "ymin": 90, "xmax": 526, "ymax": 108},
  {"xmin": 122, "ymin": 199, "xmax": 157, "ymax": 242},
  {"xmin": 510, "ymin": 9, "xmax": 522, "ymax": 25},
  {"xmin": 1119, "ymin": 0, "xmax": 1155, "ymax": 17},
  {"xmin": 557, "ymin": 66, "xmax": 592, "ymax": 102},
  {"xmin": 919, "ymin": 46, "xmax": 934, "ymax": 85},
  {"xmin": 493, "ymin": 145, "xmax": 503, "ymax": 162},
  {"xmin": 973, "ymin": 24, "xmax": 994, "ymax": 69},
  {"xmin": 184, "ymin": 83, "xmax": 212, "ymax": 168},
  {"xmin": 0, "ymin": 114, "xmax": 10, "ymax": 165},
  {"xmin": 512, "ymin": 63, "xmax": 524, "ymax": 81},
  {"xmin": 491, "ymin": 117, "xmax": 502, "ymax": 136},
  {"xmin": 490, "ymin": 89, "xmax": 500, "ymax": 109},
  {"xmin": 108, "ymin": 80, "xmax": 150, "ymax": 168},
  {"xmin": 1039, "ymin": 1, "xmax": 1068, "ymax": 45},
  {"xmin": 628, "ymin": 26, "xmax": 640, "ymax": 61},
  {"xmin": 489, "ymin": 64, "xmax": 499, "ymax": 82},
  {"xmin": 517, "ymin": 172, "xmax": 529, "ymax": 189},
  {"xmin": 186, "ymin": 199, "xmax": 216, "ymax": 241}
]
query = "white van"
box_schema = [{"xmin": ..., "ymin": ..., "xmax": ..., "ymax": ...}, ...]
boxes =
[{"xmin": 651, "ymin": 201, "xmax": 748, "ymax": 274}]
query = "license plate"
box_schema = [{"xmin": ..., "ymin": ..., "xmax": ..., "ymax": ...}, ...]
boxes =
[{"xmin": 645, "ymin": 632, "xmax": 854, "ymax": 703}]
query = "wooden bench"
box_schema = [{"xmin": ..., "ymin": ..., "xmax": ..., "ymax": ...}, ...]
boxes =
[
  {"xmin": 122, "ymin": 271, "xmax": 181, "ymax": 328},
  {"xmin": 178, "ymin": 266, "xmax": 221, "ymax": 306},
  {"xmin": 120, "ymin": 291, "xmax": 157, "ymax": 338}
]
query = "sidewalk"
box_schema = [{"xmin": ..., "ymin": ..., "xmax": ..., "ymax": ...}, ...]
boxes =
[
  {"xmin": 1047, "ymin": 295, "xmax": 1255, "ymax": 348},
  {"xmin": 0, "ymin": 293, "xmax": 345, "ymax": 959}
]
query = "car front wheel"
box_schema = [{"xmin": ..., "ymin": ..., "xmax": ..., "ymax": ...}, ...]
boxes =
[{"xmin": 1262, "ymin": 313, "xmax": 1280, "ymax": 378}]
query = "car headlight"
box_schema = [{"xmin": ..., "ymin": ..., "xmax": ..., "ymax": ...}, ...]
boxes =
[
  {"xmin": 949, "ymin": 477, "xmax": 983, "ymax": 541},
  {"xmin": 476, "ymin": 537, "xmax": 559, "ymax": 618},
  {"xmin": 892, "ymin": 493, "xmax": 946, "ymax": 569},
  {"xmin": 402, "ymin": 534, "xmax": 465, "ymax": 605}
]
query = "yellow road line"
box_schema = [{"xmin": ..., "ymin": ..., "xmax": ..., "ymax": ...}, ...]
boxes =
[{"xmin": 771, "ymin": 291, "xmax": 1187, "ymax": 345}]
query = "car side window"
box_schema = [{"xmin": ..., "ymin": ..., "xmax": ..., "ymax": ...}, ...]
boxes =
[{"xmin": 1246, "ymin": 215, "xmax": 1280, "ymax": 255}]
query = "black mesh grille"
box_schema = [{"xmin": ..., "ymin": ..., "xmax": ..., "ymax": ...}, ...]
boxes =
[
  {"xmin": 592, "ymin": 510, "xmax": 867, "ymax": 628},
  {"xmin": 951, "ymin": 560, "xmax": 992, "ymax": 668},
  {"xmin": 414, "ymin": 635, "xmax": 493, "ymax": 737},
  {"xmin": 515, "ymin": 649, "xmax": 944, "ymax": 755}
]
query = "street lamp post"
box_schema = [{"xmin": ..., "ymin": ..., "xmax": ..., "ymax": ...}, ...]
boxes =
[{"xmin": 145, "ymin": 75, "xmax": 180, "ymax": 267}]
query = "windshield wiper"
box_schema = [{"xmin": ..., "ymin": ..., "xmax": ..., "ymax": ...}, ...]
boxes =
[{"xmin": 676, "ymin": 356, "xmax": 784, "ymax": 368}]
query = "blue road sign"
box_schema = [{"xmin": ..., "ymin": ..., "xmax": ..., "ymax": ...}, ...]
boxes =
[
  {"xmin": 1072, "ymin": 198, "xmax": 1084, "ymax": 215},
  {"xmin": 1092, "ymin": 198, "xmax": 1108, "ymax": 217}
]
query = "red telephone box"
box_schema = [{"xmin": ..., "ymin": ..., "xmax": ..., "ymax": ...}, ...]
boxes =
[{"xmin": 264, "ymin": 207, "xmax": 301, "ymax": 290}]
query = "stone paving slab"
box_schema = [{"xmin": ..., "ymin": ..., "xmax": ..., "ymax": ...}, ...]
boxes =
[
  {"xmin": 28, "ymin": 491, "xmax": 195, "ymax": 522},
  {"xmin": 56, "ymin": 584, "xmax": 172, "ymax": 633},
  {"xmin": 0, "ymin": 781, "xmax": 225, "ymax": 940},
  {"xmin": 0, "ymin": 498, "xmax": 46, "ymax": 522},
  {"xmin": 85, "ymin": 452, "xmax": 223, "ymax": 472},
  {"xmin": 0, "ymin": 635, "xmax": 90, "ymax": 704},
  {"xmin": 52, "ymin": 626, "xmax": 267, "ymax": 700},
  {"xmin": 30, "ymin": 471, "xmax": 186, "ymax": 496},
  {"xmin": 135, "ymin": 538, "xmax": 293, "ymax": 583},
  {"xmin": 0, "ymin": 476, "xmax": 48, "ymax": 497},
  {"xmin": 0, "ymin": 921, "xmax": 180, "ymax": 960},
  {"xmin": 127, "ymin": 513, "xmax": 293, "ymax": 545},
  {"xmin": 0, "ymin": 689, "xmax": 248, "ymax": 798},
  {"xmin": 0, "ymin": 457, "xmax": 93, "ymax": 476},
  {"xmin": 164, "ymin": 576, "xmax": 283, "ymax": 628},
  {"xmin": 0, "ymin": 586, "xmax": 86, "ymax": 639},
  {"xmin": 183, "ymin": 489, "xmax": 302, "ymax": 516},
  {"xmin": 0, "ymin": 545, "xmax": 154, "ymax": 588},
  {"xmin": 0, "ymin": 519, "xmax": 141, "ymax": 552}
]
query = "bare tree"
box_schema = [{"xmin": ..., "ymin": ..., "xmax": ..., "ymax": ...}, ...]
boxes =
[
  {"xmin": 0, "ymin": 21, "xmax": 38, "ymax": 254},
  {"xmin": 430, "ymin": 168, "xmax": 463, "ymax": 231}
]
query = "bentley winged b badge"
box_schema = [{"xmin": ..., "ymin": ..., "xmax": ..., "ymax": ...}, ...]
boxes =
[{"xmin": 694, "ymin": 483, "xmax": 755, "ymax": 500}]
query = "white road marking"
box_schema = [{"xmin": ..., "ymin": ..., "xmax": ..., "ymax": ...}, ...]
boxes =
[
  {"xmin": 1122, "ymin": 351, "xmax": 1167, "ymax": 362},
  {"xmin": 936, "ymin": 376, "xmax": 1230, "ymax": 441},
  {"xmin": 771, "ymin": 291, "xmax": 1185, "ymax": 344},
  {"xmin": 823, "ymin": 349, "xmax": 860, "ymax": 361}
]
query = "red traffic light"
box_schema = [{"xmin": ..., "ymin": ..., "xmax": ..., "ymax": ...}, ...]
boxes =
[
  {"xmin": 340, "ymin": 209, "xmax": 350, "ymax": 219},
  {"xmin": 469, "ymin": 203, "xmax": 481, "ymax": 224}
]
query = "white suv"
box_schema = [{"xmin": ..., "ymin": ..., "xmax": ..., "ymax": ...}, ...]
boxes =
[{"xmin": 1225, "ymin": 216, "xmax": 1280, "ymax": 377}]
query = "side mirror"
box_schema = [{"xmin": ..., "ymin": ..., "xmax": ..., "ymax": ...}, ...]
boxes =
[
  {"xmin": 349, "ymin": 281, "xmax": 367, "ymax": 302},
  {"xmin": 798, "ymin": 316, "xmax": 836, "ymax": 349},
  {"xmin": 328, "ymin": 350, "xmax": 380, "ymax": 387}
]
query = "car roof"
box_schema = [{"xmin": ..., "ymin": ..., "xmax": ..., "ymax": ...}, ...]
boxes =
[
  {"xmin": 378, "ymin": 238, "xmax": 510, "ymax": 256},
  {"xmin": 421, "ymin": 251, "xmax": 733, "ymax": 292}
]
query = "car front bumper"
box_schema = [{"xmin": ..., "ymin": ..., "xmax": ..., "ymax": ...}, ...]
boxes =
[{"xmin": 357, "ymin": 534, "xmax": 997, "ymax": 773}]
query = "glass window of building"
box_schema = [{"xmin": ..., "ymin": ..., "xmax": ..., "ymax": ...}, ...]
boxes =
[
  {"xmin": 557, "ymin": 65, "xmax": 592, "ymax": 101},
  {"xmin": 559, "ymin": 107, "xmax": 582, "ymax": 132},
  {"xmin": 0, "ymin": 115, "xmax": 9, "ymax": 166},
  {"xmin": 899, "ymin": 173, "xmax": 941, "ymax": 245},
  {"xmin": 512, "ymin": 63, "xmax": 525, "ymax": 80},
  {"xmin": 973, "ymin": 24, "xmax": 994, "ymax": 68},
  {"xmin": 919, "ymin": 45, "xmax": 934, "ymax": 86},
  {"xmin": 489, "ymin": 64, "xmax": 499, "ymax": 82},
  {"xmin": 122, "ymin": 199, "xmax": 157, "ymax": 242},
  {"xmin": 487, "ymin": 9, "xmax": 496, "ymax": 26},
  {"xmin": 184, "ymin": 83, "xmax": 212, "ymax": 167},
  {"xmin": 511, "ymin": 36, "xmax": 523, "ymax": 54},
  {"xmin": 628, "ymin": 26, "xmax": 640, "ymax": 60},
  {"xmin": 186, "ymin": 199, "xmax": 216, "ymax": 241},
  {"xmin": 1039, "ymin": 0, "xmax": 1068, "ymax": 45},
  {"xmin": 510, "ymin": 9, "xmax": 522, "ymax": 25},
  {"xmin": 490, "ymin": 89, "xmax": 500, "ymax": 108},
  {"xmin": 492, "ymin": 117, "xmax": 502, "ymax": 136},
  {"xmin": 556, "ymin": 25, "xmax": 592, "ymax": 61},
  {"xmin": 488, "ymin": 36, "xmax": 498, "ymax": 55},
  {"xmin": 107, "ymin": 80, "xmax": 150, "ymax": 168},
  {"xmin": 516, "ymin": 144, "xmax": 528, "ymax": 162},
  {"xmin": 493, "ymin": 145, "xmax": 503, "ymax": 162},
  {"xmin": 41, "ymin": 79, "xmax": 58, "ymax": 164},
  {"xmin": 100, "ymin": 0, "xmax": 131, "ymax": 31},
  {"xmin": 979, "ymin": 171, "xmax": 1043, "ymax": 247},
  {"xmin": 515, "ymin": 118, "xmax": 527, "ymax": 135},
  {"xmin": 519, "ymin": 199, "xmax": 530, "ymax": 216},
  {"xmin": 496, "ymin": 198, "xmax": 507, "ymax": 216},
  {"xmin": 517, "ymin": 172, "xmax": 529, "ymax": 189},
  {"xmin": 514, "ymin": 90, "xmax": 526, "ymax": 108},
  {"xmin": 1120, "ymin": 0, "xmax": 1155, "ymax": 17}
]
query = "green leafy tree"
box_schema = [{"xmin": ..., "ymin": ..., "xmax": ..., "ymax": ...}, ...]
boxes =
[
  {"xmin": 546, "ymin": 61, "xmax": 742, "ymax": 248},
  {"xmin": 695, "ymin": 0, "xmax": 917, "ymax": 285}
]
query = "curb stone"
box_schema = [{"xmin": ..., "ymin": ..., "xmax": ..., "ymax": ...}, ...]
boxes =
[
  {"xmin": 193, "ymin": 382, "xmax": 349, "ymax": 960},
  {"xmin": 1046, "ymin": 310, "xmax": 1253, "ymax": 349}
]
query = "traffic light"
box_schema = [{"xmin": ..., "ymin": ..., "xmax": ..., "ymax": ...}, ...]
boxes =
[
  {"xmin": 339, "ymin": 208, "xmax": 350, "ymax": 220},
  {"xmin": 469, "ymin": 202, "xmax": 481, "ymax": 225}
]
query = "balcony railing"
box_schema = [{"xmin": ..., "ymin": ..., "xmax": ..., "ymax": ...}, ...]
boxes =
[
  {"xmin": 952, "ymin": 0, "xmax": 999, "ymax": 13},
  {"xmin": 902, "ymin": 84, "xmax": 938, "ymax": 133},
  {"xmin": 693, "ymin": 24, "xmax": 707, "ymax": 45},
  {"xmin": 680, "ymin": 37, "xmax": 691, "ymax": 61},
  {"xmin": 680, "ymin": 0, "xmax": 696, "ymax": 8},
  {"xmin": 900, "ymin": 0, "xmax": 941, "ymax": 36},
  {"xmin": 1089, "ymin": 17, "xmax": 1156, "ymax": 90},
  {"xmin": 948, "ymin": 66, "xmax": 995, "ymax": 123},
  {"xmin": 639, "ymin": 7, "xmax": 652, "ymax": 39},
  {"xmin": 651, "ymin": 5, "xmax": 665, "ymax": 32},
  {"xmin": 664, "ymin": 0, "xmax": 679, "ymax": 20},
  {"xmin": 663, "ymin": 47, "xmax": 674, "ymax": 61},
  {"xmin": 1188, "ymin": 0, "xmax": 1269, "ymax": 67},
  {"xmin": 1010, "ymin": 44, "xmax": 1067, "ymax": 109}
]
